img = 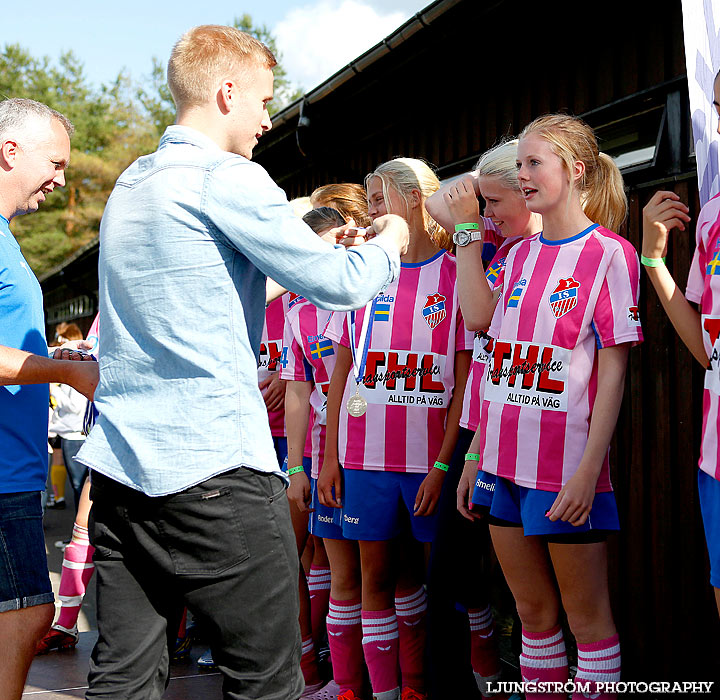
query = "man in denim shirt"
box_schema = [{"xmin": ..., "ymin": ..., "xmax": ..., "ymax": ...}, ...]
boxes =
[{"xmin": 76, "ymin": 26, "xmax": 408, "ymax": 700}]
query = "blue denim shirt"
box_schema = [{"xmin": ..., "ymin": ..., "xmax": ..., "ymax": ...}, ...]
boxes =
[{"xmin": 77, "ymin": 126, "xmax": 400, "ymax": 496}]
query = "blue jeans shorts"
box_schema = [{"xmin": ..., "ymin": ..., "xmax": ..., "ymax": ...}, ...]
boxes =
[
  {"xmin": 0, "ymin": 491, "xmax": 54, "ymax": 612},
  {"xmin": 698, "ymin": 469, "xmax": 720, "ymax": 588},
  {"xmin": 486, "ymin": 475, "xmax": 619, "ymax": 541},
  {"xmin": 341, "ymin": 469, "xmax": 438, "ymax": 542}
]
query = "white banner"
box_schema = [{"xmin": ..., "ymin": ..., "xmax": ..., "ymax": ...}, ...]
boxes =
[{"xmin": 682, "ymin": 0, "xmax": 720, "ymax": 205}]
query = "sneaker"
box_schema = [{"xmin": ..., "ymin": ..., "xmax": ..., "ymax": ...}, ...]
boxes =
[
  {"xmin": 400, "ymin": 689, "xmax": 427, "ymax": 700},
  {"xmin": 48, "ymin": 497, "xmax": 67, "ymax": 510},
  {"xmin": 35, "ymin": 626, "xmax": 79, "ymax": 655},
  {"xmin": 171, "ymin": 631, "xmax": 192, "ymax": 661},
  {"xmin": 304, "ymin": 680, "xmax": 343, "ymax": 699},
  {"xmin": 301, "ymin": 681, "xmax": 325, "ymax": 697},
  {"xmin": 337, "ymin": 691, "xmax": 363, "ymax": 700},
  {"xmin": 197, "ymin": 648, "xmax": 215, "ymax": 669}
]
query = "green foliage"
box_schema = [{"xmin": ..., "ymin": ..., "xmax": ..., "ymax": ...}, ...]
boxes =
[
  {"xmin": 233, "ymin": 14, "xmax": 303, "ymax": 114},
  {"xmin": 2, "ymin": 15, "xmax": 303, "ymax": 277},
  {"xmin": 1, "ymin": 43, "xmax": 160, "ymax": 276}
]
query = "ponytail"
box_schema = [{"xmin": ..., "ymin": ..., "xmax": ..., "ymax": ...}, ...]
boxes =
[
  {"xmin": 581, "ymin": 152, "xmax": 627, "ymax": 232},
  {"xmin": 520, "ymin": 114, "xmax": 627, "ymax": 232}
]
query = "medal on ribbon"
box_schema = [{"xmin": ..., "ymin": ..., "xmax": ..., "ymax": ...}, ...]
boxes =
[{"xmin": 347, "ymin": 297, "xmax": 378, "ymax": 418}]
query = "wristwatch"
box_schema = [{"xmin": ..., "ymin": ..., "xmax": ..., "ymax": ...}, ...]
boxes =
[{"xmin": 453, "ymin": 229, "xmax": 484, "ymax": 247}]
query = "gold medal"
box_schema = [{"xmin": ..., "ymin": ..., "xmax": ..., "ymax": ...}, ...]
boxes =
[{"xmin": 346, "ymin": 388, "xmax": 367, "ymax": 418}]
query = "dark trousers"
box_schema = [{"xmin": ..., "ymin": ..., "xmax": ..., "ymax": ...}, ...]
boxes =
[
  {"xmin": 86, "ymin": 468, "xmax": 303, "ymax": 700},
  {"xmin": 426, "ymin": 427, "xmax": 491, "ymax": 699}
]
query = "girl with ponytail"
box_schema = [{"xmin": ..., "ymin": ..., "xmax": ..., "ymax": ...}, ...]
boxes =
[{"xmin": 464, "ymin": 114, "xmax": 641, "ymax": 700}]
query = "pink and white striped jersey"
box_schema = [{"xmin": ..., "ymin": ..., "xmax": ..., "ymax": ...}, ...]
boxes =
[
  {"xmin": 86, "ymin": 313, "xmax": 100, "ymax": 355},
  {"xmin": 258, "ymin": 295, "xmax": 290, "ymax": 437},
  {"xmin": 478, "ymin": 224, "xmax": 642, "ymax": 492},
  {"xmin": 686, "ymin": 192, "xmax": 720, "ymax": 481},
  {"xmin": 280, "ymin": 301, "xmax": 337, "ymax": 478},
  {"xmin": 460, "ymin": 234, "xmax": 524, "ymax": 432},
  {"xmin": 325, "ymin": 250, "xmax": 472, "ymax": 474}
]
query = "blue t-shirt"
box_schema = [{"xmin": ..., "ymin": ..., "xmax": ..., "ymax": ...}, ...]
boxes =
[{"xmin": 0, "ymin": 215, "xmax": 49, "ymax": 493}]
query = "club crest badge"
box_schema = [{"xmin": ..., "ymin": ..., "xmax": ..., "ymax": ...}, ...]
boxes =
[
  {"xmin": 422, "ymin": 293, "xmax": 447, "ymax": 329},
  {"xmin": 549, "ymin": 277, "xmax": 580, "ymax": 318}
]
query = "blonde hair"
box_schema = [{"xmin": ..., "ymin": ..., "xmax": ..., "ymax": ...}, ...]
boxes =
[
  {"xmin": 54, "ymin": 322, "xmax": 83, "ymax": 342},
  {"xmin": 167, "ymin": 25, "xmax": 277, "ymax": 109},
  {"xmin": 520, "ymin": 114, "xmax": 627, "ymax": 232},
  {"xmin": 474, "ymin": 139, "xmax": 520, "ymax": 192},
  {"xmin": 289, "ymin": 196, "xmax": 312, "ymax": 217},
  {"xmin": 365, "ymin": 157, "xmax": 451, "ymax": 250},
  {"xmin": 310, "ymin": 183, "xmax": 371, "ymax": 227}
]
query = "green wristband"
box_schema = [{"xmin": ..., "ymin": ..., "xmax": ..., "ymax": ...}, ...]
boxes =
[
  {"xmin": 288, "ymin": 466, "xmax": 305, "ymax": 476},
  {"xmin": 454, "ymin": 222, "xmax": 481, "ymax": 232},
  {"xmin": 465, "ymin": 452, "xmax": 481, "ymax": 462},
  {"xmin": 640, "ymin": 255, "xmax": 666, "ymax": 267},
  {"xmin": 433, "ymin": 461, "xmax": 449, "ymax": 472}
]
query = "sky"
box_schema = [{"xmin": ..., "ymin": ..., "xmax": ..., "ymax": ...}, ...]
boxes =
[{"xmin": 2, "ymin": 0, "xmax": 432, "ymax": 95}]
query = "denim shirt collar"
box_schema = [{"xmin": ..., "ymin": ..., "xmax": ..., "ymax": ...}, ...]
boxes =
[{"xmin": 159, "ymin": 125, "xmax": 232, "ymax": 155}]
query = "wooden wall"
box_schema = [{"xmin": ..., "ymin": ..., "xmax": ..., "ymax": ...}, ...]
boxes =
[{"xmin": 254, "ymin": 0, "xmax": 720, "ymax": 676}]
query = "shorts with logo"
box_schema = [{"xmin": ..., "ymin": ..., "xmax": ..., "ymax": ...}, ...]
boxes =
[
  {"xmin": 0, "ymin": 491, "xmax": 54, "ymax": 612},
  {"xmin": 341, "ymin": 469, "xmax": 437, "ymax": 542},
  {"xmin": 485, "ymin": 475, "xmax": 620, "ymax": 540},
  {"xmin": 471, "ymin": 468, "xmax": 497, "ymax": 510},
  {"xmin": 698, "ymin": 469, "xmax": 720, "ymax": 588},
  {"xmin": 309, "ymin": 478, "xmax": 344, "ymax": 540}
]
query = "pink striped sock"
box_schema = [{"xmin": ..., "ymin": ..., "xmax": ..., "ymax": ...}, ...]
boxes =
[
  {"xmin": 301, "ymin": 633, "xmax": 322, "ymax": 686},
  {"xmin": 395, "ymin": 587, "xmax": 427, "ymax": 692},
  {"xmin": 326, "ymin": 597, "xmax": 364, "ymax": 694},
  {"xmin": 308, "ymin": 566, "xmax": 332, "ymax": 645},
  {"xmin": 520, "ymin": 625, "xmax": 569, "ymax": 700},
  {"xmin": 56, "ymin": 524, "xmax": 95, "ymax": 633},
  {"xmin": 468, "ymin": 606, "xmax": 502, "ymax": 695},
  {"xmin": 361, "ymin": 608, "xmax": 400, "ymax": 698},
  {"xmin": 572, "ymin": 634, "xmax": 621, "ymax": 700}
]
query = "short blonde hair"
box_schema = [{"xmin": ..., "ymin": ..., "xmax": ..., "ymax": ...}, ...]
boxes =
[
  {"xmin": 365, "ymin": 158, "xmax": 451, "ymax": 250},
  {"xmin": 474, "ymin": 139, "xmax": 520, "ymax": 192},
  {"xmin": 167, "ymin": 25, "xmax": 277, "ymax": 109},
  {"xmin": 520, "ymin": 114, "xmax": 627, "ymax": 232}
]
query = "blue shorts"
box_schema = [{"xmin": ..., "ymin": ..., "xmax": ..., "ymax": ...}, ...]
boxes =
[
  {"xmin": 281, "ymin": 453, "xmax": 312, "ymax": 479},
  {"xmin": 698, "ymin": 469, "xmax": 720, "ymax": 588},
  {"xmin": 341, "ymin": 469, "xmax": 438, "ymax": 542},
  {"xmin": 309, "ymin": 478, "xmax": 345, "ymax": 540},
  {"xmin": 273, "ymin": 437, "xmax": 288, "ymax": 470},
  {"xmin": 487, "ymin": 476, "xmax": 620, "ymax": 539},
  {"xmin": 471, "ymin": 469, "xmax": 497, "ymax": 509},
  {"xmin": 0, "ymin": 491, "xmax": 54, "ymax": 612}
]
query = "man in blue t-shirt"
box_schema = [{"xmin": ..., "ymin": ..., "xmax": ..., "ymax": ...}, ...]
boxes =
[{"xmin": 0, "ymin": 98, "xmax": 98, "ymax": 700}]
